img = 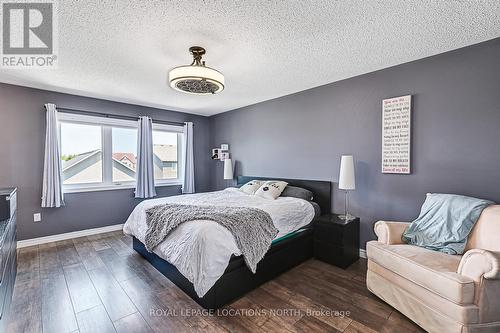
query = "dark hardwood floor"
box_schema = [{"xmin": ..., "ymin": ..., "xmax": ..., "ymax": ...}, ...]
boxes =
[{"xmin": 8, "ymin": 231, "xmax": 425, "ymax": 333}]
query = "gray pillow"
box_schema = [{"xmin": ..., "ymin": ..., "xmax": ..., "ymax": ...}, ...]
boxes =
[
  {"xmin": 280, "ymin": 185, "xmax": 313, "ymax": 201},
  {"xmin": 310, "ymin": 201, "xmax": 321, "ymax": 218}
]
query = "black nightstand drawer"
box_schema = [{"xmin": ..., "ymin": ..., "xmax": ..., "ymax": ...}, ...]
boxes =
[
  {"xmin": 314, "ymin": 240, "xmax": 359, "ymax": 269},
  {"xmin": 313, "ymin": 214, "xmax": 360, "ymax": 269},
  {"xmin": 314, "ymin": 223, "xmax": 343, "ymax": 245}
]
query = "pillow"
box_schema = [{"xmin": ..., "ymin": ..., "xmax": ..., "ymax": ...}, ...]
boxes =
[
  {"xmin": 239, "ymin": 180, "xmax": 265, "ymax": 195},
  {"xmin": 255, "ymin": 181, "xmax": 288, "ymax": 200},
  {"xmin": 310, "ymin": 201, "xmax": 321, "ymax": 218},
  {"xmin": 280, "ymin": 185, "xmax": 313, "ymax": 201}
]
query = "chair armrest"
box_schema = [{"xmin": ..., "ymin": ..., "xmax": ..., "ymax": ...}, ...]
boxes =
[
  {"xmin": 457, "ymin": 249, "xmax": 500, "ymax": 280},
  {"xmin": 373, "ymin": 221, "xmax": 409, "ymax": 245}
]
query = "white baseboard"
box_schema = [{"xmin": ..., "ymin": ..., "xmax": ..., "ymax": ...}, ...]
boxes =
[
  {"xmin": 359, "ymin": 249, "xmax": 367, "ymax": 259},
  {"xmin": 17, "ymin": 224, "xmax": 124, "ymax": 249}
]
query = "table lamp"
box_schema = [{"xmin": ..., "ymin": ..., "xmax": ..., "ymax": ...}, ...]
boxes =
[{"xmin": 339, "ymin": 155, "xmax": 355, "ymax": 221}]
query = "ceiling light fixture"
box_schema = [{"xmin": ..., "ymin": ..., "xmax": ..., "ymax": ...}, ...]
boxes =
[{"xmin": 168, "ymin": 46, "xmax": 224, "ymax": 95}]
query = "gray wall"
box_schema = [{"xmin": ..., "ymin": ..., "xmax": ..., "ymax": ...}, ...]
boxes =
[
  {"xmin": 210, "ymin": 38, "xmax": 500, "ymax": 248},
  {"xmin": 2, "ymin": 38, "xmax": 500, "ymax": 243},
  {"xmin": 0, "ymin": 84, "xmax": 212, "ymax": 240}
]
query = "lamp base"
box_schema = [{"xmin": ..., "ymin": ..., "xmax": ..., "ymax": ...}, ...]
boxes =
[{"xmin": 338, "ymin": 213, "xmax": 356, "ymax": 222}]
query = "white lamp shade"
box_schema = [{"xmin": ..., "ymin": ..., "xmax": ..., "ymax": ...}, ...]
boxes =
[
  {"xmin": 223, "ymin": 158, "xmax": 233, "ymax": 180},
  {"xmin": 339, "ymin": 155, "xmax": 355, "ymax": 190}
]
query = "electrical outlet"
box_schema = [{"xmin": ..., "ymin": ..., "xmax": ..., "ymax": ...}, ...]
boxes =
[{"xmin": 33, "ymin": 213, "xmax": 41, "ymax": 222}]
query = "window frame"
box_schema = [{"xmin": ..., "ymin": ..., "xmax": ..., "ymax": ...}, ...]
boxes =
[
  {"xmin": 152, "ymin": 123, "xmax": 184, "ymax": 186},
  {"xmin": 58, "ymin": 113, "xmax": 184, "ymax": 193}
]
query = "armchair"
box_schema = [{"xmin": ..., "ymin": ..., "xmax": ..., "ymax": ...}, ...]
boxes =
[{"xmin": 366, "ymin": 205, "xmax": 500, "ymax": 333}]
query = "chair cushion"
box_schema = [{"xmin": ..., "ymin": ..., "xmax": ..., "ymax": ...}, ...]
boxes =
[
  {"xmin": 367, "ymin": 241, "xmax": 475, "ymax": 305},
  {"xmin": 368, "ymin": 262, "xmax": 479, "ymax": 325}
]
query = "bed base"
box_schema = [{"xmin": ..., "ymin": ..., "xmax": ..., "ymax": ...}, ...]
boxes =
[{"xmin": 132, "ymin": 228, "xmax": 313, "ymax": 309}]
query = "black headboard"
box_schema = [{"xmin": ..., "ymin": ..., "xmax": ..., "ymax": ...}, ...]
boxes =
[{"xmin": 237, "ymin": 176, "xmax": 332, "ymax": 214}]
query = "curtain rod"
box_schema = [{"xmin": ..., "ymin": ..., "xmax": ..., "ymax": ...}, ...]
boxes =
[{"xmin": 55, "ymin": 106, "xmax": 187, "ymax": 127}]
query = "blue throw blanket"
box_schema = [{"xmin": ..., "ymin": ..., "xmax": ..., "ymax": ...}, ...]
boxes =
[{"xmin": 402, "ymin": 193, "xmax": 493, "ymax": 254}]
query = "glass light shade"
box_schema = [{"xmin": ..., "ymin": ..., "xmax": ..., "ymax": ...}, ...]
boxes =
[{"xmin": 169, "ymin": 65, "xmax": 225, "ymax": 95}]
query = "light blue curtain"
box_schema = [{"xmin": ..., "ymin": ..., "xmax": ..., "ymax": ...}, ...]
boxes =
[
  {"xmin": 182, "ymin": 122, "xmax": 195, "ymax": 194},
  {"xmin": 135, "ymin": 116, "xmax": 156, "ymax": 198},
  {"xmin": 41, "ymin": 103, "xmax": 65, "ymax": 207}
]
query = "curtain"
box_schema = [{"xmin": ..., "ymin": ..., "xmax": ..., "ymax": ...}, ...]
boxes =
[
  {"xmin": 182, "ymin": 122, "xmax": 195, "ymax": 194},
  {"xmin": 41, "ymin": 103, "xmax": 64, "ymax": 208},
  {"xmin": 135, "ymin": 116, "xmax": 156, "ymax": 198}
]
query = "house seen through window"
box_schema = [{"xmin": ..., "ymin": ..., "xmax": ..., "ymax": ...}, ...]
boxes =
[
  {"xmin": 153, "ymin": 130, "xmax": 178, "ymax": 180},
  {"xmin": 112, "ymin": 127, "xmax": 138, "ymax": 182},
  {"xmin": 60, "ymin": 122, "xmax": 102, "ymax": 184},
  {"xmin": 59, "ymin": 113, "xmax": 182, "ymax": 191}
]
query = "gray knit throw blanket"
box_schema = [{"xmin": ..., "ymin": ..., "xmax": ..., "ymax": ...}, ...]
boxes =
[{"xmin": 145, "ymin": 204, "xmax": 278, "ymax": 273}]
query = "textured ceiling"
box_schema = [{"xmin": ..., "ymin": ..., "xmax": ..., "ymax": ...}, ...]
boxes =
[{"xmin": 1, "ymin": 1, "xmax": 499, "ymax": 116}]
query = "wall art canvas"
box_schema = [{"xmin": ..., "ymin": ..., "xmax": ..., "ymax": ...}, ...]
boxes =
[{"xmin": 382, "ymin": 95, "xmax": 411, "ymax": 174}]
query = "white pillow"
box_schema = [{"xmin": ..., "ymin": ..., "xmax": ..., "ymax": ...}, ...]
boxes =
[
  {"xmin": 239, "ymin": 180, "xmax": 265, "ymax": 195},
  {"xmin": 255, "ymin": 181, "xmax": 288, "ymax": 200}
]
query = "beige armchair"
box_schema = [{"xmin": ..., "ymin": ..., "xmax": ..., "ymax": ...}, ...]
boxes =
[{"xmin": 366, "ymin": 205, "xmax": 500, "ymax": 333}]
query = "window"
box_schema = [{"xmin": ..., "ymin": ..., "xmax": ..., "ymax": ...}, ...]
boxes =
[
  {"xmin": 112, "ymin": 127, "xmax": 137, "ymax": 182},
  {"xmin": 60, "ymin": 122, "xmax": 102, "ymax": 184},
  {"xmin": 153, "ymin": 129, "xmax": 179, "ymax": 181},
  {"xmin": 152, "ymin": 124, "xmax": 183, "ymax": 184},
  {"xmin": 58, "ymin": 113, "xmax": 183, "ymax": 192}
]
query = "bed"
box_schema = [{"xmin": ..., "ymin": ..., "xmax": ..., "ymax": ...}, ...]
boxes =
[{"xmin": 125, "ymin": 176, "xmax": 331, "ymax": 309}]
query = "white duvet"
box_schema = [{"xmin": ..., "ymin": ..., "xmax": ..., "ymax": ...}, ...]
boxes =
[{"xmin": 123, "ymin": 187, "xmax": 315, "ymax": 296}]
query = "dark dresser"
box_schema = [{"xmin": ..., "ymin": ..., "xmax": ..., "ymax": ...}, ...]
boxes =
[
  {"xmin": 0, "ymin": 188, "xmax": 17, "ymax": 332},
  {"xmin": 314, "ymin": 214, "xmax": 360, "ymax": 269}
]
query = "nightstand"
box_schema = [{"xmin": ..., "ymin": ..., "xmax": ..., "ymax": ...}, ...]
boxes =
[{"xmin": 313, "ymin": 214, "xmax": 360, "ymax": 269}]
